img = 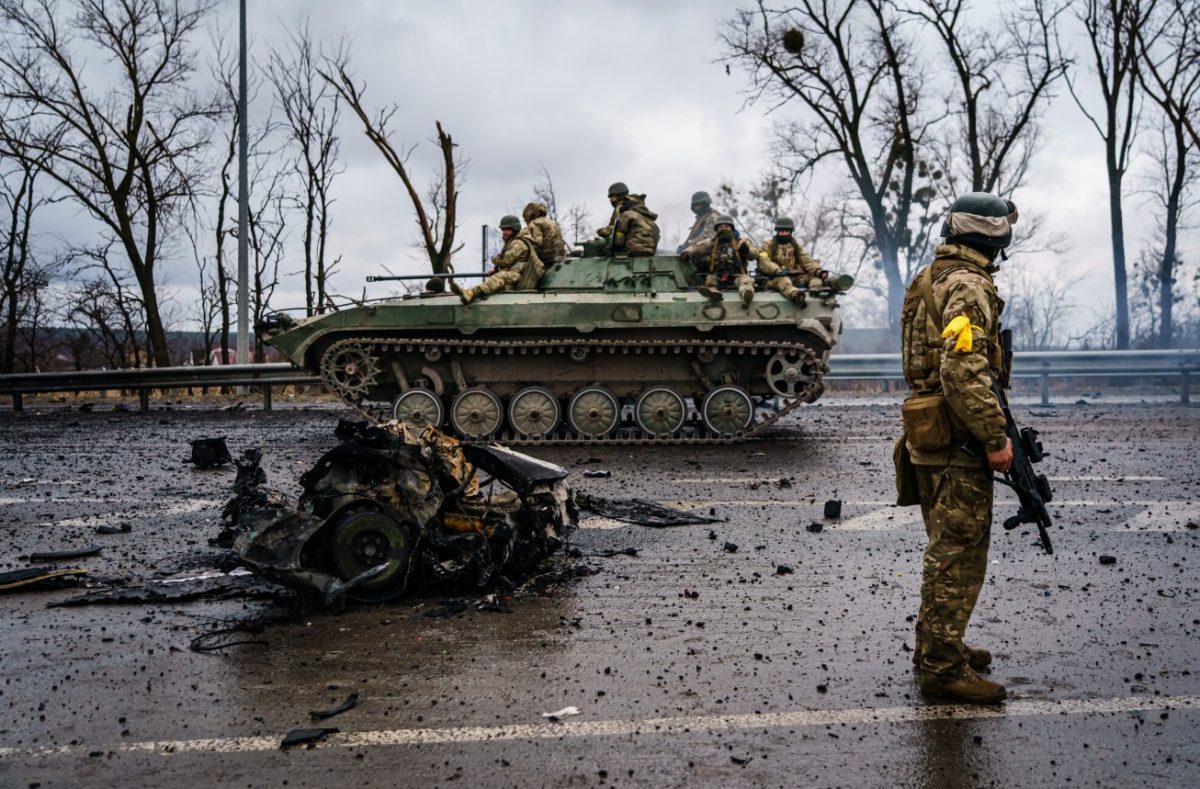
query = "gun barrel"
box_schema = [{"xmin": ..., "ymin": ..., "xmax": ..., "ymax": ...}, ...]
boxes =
[{"xmin": 366, "ymin": 273, "xmax": 489, "ymax": 282}]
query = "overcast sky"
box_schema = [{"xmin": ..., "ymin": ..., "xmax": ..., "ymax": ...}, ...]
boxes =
[{"xmin": 31, "ymin": 0, "xmax": 1199, "ymax": 331}]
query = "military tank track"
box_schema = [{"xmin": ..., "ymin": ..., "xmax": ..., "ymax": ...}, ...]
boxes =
[{"xmin": 318, "ymin": 335, "xmax": 828, "ymax": 445}]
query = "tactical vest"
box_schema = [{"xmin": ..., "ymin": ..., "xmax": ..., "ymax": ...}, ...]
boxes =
[
  {"xmin": 764, "ymin": 237, "xmax": 799, "ymax": 269},
  {"xmin": 502, "ymin": 237, "xmax": 545, "ymax": 290},
  {"xmin": 900, "ymin": 259, "xmax": 1007, "ymax": 395},
  {"xmin": 709, "ymin": 240, "xmax": 747, "ymax": 277}
]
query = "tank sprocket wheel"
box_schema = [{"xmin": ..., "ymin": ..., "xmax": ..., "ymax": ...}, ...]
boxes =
[
  {"xmin": 765, "ymin": 351, "xmax": 816, "ymax": 398},
  {"xmin": 320, "ymin": 341, "xmax": 381, "ymax": 401},
  {"xmin": 568, "ymin": 386, "xmax": 620, "ymax": 438},
  {"xmin": 701, "ymin": 385, "xmax": 754, "ymax": 436},
  {"xmin": 450, "ymin": 387, "xmax": 504, "ymax": 439},
  {"xmin": 508, "ymin": 386, "xmax": 561, "ymax": 439},
  {"xmin": 635, "ymin": 387, "xmax": 686, "ymax": 437},
  {"xmin": 392, "ymin": 388, "xmax": 444, "ymax": 429}
]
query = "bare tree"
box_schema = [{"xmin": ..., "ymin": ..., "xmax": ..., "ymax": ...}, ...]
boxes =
[
  {"xmin": 910, "ymin": 0, "xmax": 1068, "ymax": 196},
  {"xmin": 562, "ymin": 203, "xmax": 593, "ymax": 246},
  {"xmin": 64, "ymin": 241, "xmax": 148, "ymax": 368},
  {"xmin": 0, "ymin": 0, "xmax": 219, "ymax": 368},
  {"xmin": 0, "ymin": 141, "xmax": 52, "ymax": 373},
  {"xmin": 268, "ymin": 21, "xmax": 343, "ymax": 316},
  {"xmin": 1002, "ymin": 266, "xmax": 1081, "ymax": 350},
  {"xmin": 531, "ymin": 163, "xmax": 559, "ymax": 220},
  {"xmin": 1060, "ymin": 0, "xmax": 1146, "ymax": 349},
  {"xmin": 721, "ymin": 0, "xmax": 941, "ymax": 324},
  {"xmin": 322, "ymin": 64, "xmax": 463, "ymax": 274},
  {"xmin": 1134, "ymin": 0, "xmax": 1200, "ymax": 347}
]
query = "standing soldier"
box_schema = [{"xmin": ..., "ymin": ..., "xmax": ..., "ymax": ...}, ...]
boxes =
[
  {"xmin": 677, "ymin": 190, "xmax": 721, "ymax": 253},
  {"xmin": 896, "ymin": 192, "xmax": 1019, "ymax": 705},
  {"xmin": 757, "ymin": 216, "xmax": 830, "ymax": 305},
  {"xmin": 451, "ymin": 215, "xmax": 544, "ymax": 305},
  {"xmin": 522, "ymin": 202, "xmax": 567, "ymax": 262},
  {"xmin": 596, "ymin": 182, "xmax": 660, "ymax": 256},
  {"xmin": 683, "ymin": 215, "xmax": 757, "ymax": 307}
]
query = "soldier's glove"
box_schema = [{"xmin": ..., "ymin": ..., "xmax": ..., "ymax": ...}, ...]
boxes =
[{"xmin": 679, "ymin": 250, "xmax": 691, "ymax": 262}]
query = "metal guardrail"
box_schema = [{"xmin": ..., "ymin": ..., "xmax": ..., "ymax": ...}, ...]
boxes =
[{"xmin": 0, "ymin": 350, "xmax": 1197, "ymax": 411}]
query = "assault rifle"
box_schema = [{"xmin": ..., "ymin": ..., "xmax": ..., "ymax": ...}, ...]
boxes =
[{"xmin": 991, "ymin": 329, "xmax": 1055, "ymax": 555}]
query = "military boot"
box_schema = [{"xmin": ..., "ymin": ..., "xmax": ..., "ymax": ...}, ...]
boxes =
[
  {"xmin": 919, "ymin": 666, "xmax": 1006, "ymax": 705},
  {"xmin": 740, "ymin": 287, "xmax": 754, "ymax": 308},
  {"xmin": 450, "ymin": 282, "xmax": 475, "ymax": 305},
  {"xmin": 698, "ymin": 285, "xmax": 722, "ymax": 301},
  {"xmin": 913, "ymin": 643, "xmax": 992, "ymax": 670}
]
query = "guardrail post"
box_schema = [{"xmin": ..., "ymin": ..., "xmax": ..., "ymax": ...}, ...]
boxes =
[
  {"xmin": 1183, "ymin": 370, "xmax": 1191, "ymax": 405},
  {"xmin": 1040, "ymin": 365, "xmax": 1050, "ymax": 406},
  {"xmin": 12, "ymin": 392, "xmax": 22, "ymax": 412},
  {"xmin": 263, "ymin": 385, "xmax": 272, "ymax": 411},
  {"xmin": 139, "ymin": 389, "xmax": 150, "ymax": 412}
]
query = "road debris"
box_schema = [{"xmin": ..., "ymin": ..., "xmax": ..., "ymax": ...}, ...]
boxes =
[
  {"xmin": 576, "ymin": 493, "xmax": 722, "ymax": 527},
  {"xmin": 806, "ymin": 522, "xmax": 825, "ymax": 533},
  {"xmin": 226, "ymin": 420, "xmax": 575, "ymax": 607},
  {"xmin": 1099, "ymin": 555, "xmax": 1117, "ymax": 565},
  {"xmin": 95, "ymin": 523, "xmax": 132, "ymax": 535},
  {"xmin": 0, "ymin": 567, "xmax": 89, "ymax": 594},
  {"xmin": 310, "ymin": 693, "xmax": 359, "ymax": 721},
  {"xmin": 280, "ymin": 727, "xmax": 338, "ymax": 749},
  {"xmin": 186, "ymin": 437, "xmax": 233, "ymax": 469},
  {"xmin": 26, "ymin": 546, "xmax": 102, "ymax": 562},
  {"xmin": 824, "ymin": 499, "xmax": 842, "ymax": 519},
  {"xmin": 541, "ymin": 706, "xmax": 580, "ymax": 721},
  {"xmin": 582, "ymin": 469, "xmax": 612, "ymax": 478}
]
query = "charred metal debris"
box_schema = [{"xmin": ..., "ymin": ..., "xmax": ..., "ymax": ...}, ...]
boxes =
[{"xmin": 221, "ymin": 419, "xmax": 576, "ymax": 608}]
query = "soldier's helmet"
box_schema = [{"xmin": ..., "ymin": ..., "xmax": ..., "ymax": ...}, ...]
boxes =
[
  {"xmin": 607, "ymin": 182, "xmax": 630, "ymax": 198},
  {"xmin": 690, "ymin": 191, "xmax": 711, "ymax": 205},
  {"xmin": 941, "ymin": 192, "xmax": 1018, "ymax": 249},
  {"xmin": 714, "ymin": 214, "xmax": 736, "ymax": 229},
  {"xmin": 522, "ymin": 202, "xmax": 548, "ymax": 223},
  {"xmin": 499, "ymin": 214, "xmax": 522, "ymax": 231},
  {"xmin": 774, "ymin": 216, "xmax": 795, "ymax": 232}
]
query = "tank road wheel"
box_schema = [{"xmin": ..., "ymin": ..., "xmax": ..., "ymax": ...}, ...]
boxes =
[
  {"xmin": 701, "ymin": 385, "xmax": 754, "ymax": 437},
  {"xmin": 321, "ymin": 342, "xmax": 380, "ymax": 401},
  {"xmin": 568, "ymin": 386, "xmax": 620, "ymax": 438},
  {"xmin": 450, "ymin": 387, "xmax": 504, "ymax": 440},
  {"xmin": 392, "ymin": 388, "xmax": 444, "ymax": 429},
  {"xmin": 508, "ymin": 387, "xmax": 561, "ymax": 439},
  {"xmin": 329, "ymin": 510, "xmax": 414, "ymax": 603},
  {"xmin": 765, "ymin": 351, "xmax": 815, "ymax": 398},
  {"xmin": 635, "ymin": 387, "xmax": 686, "ymax": 437}
]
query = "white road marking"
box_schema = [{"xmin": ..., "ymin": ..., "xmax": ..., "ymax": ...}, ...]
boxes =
[
  {"xmin": 0, "ymin": 694, "xmax": 1194, "ymax": 759},
  {"xmin": 1122, "ymin": 504, "xmax": 1199, "ymax": 531},
  {"xmin": 577, "ymin": 517, "xmax": 633, "ymax": 530},
  {"xmin": 673, "ymin": 476, "xmax": 1170, "ymax": 485},
  {"xmin": 1048, "ymin": 476, "xmax": 1167, "ymax": 482}
]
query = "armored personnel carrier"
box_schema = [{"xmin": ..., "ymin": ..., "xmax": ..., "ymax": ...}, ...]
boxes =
[{"xmin": 259, "ymin": 252, "xmax": 848, "ymax": 444}]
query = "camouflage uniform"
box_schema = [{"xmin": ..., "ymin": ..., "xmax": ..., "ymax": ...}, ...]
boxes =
[
  {"xmin": 900, "ymin": 242, "xmax": 1008, "ymax": 679},
  {"xmin": 466, "ymin": 234, "xmax": 544, "ymax": 301},
  {"xmin": 597, "ymin": 195, "xmax": 660, "ymax": 256},
  {"xmin": 689, "ymin": 234, "xmax": 758, "ymax": 305},
  {"xmin": 757, "ymin": 237, "xmax": 828, "ymax": 299},
  {"xmin": 522, "ymin": 202, "xmax": 567, "ymax": 262},
  {"xmin": 681, "ymin": 206, "xmax": 721, "ymax": 252}
]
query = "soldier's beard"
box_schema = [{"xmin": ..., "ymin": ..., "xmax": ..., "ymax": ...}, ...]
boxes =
[{"xmin": 717, "ymin": 231, "xmax": 733, "ymax": 242}]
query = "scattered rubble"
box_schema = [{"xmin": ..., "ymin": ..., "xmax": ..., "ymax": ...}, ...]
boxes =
[{"xmin": 576, "ymin": 493, "xmax": 722, "ymax": 527}]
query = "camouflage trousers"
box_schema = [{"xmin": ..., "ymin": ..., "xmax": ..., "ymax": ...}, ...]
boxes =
[
  {"xmin": 913, "ymin": 464, "xmax": 993, "ymax": 676},
  {"xmin": 766, "ymin": 274, "xmax": 822, "ymax": 298},
  {"xmin": 703, "ymin": 273, "xmax": 753, "ymax": 300},
  {"xmin": 473, "ymin": 259, "xmax": 544, "ymax": 297}
]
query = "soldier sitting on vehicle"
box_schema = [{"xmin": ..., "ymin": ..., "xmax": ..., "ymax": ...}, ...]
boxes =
[
  {"xmin": 596, "ymin": 182, "xmax": 660, "ymax": 256},
  {"xmin": 451, "ymin": 215, "xmax": 544, "ymax": 305},
  {"xmin": 757, "ymin": 216, "xmax": 830, "ymax": 306},
  {"xmin": 681, "ymin": 215, "xmax": 757, "ymax": 307},
  {"xmin": 676, "ymin": 190, "xmax": 722, "ymax": 253},
  {"xmin": 522, "ymin": 201, "xmax": 567, "ymax": 262}
]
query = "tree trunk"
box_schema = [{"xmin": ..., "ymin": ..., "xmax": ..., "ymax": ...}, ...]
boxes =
[
  {"xmin": 1158, "ymin": 126, "xmax": 1187, "ymax": 349},
  {"xmin": 1106, "ymin": 165, "xmax": 1130, "ymax": 350},
  {"xmin": 2, "ymin": 289, "xmax": 17, "ymax": 374}
]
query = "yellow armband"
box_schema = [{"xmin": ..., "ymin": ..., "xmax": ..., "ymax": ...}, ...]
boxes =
[{"xmin": 941, "ymin": 315, "xmax": 984, "ymax": 352}]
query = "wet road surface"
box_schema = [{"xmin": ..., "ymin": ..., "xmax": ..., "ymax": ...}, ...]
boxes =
[{"xmin": 0, "ymin": 398, "xmax": 1197, "ymax": 787}]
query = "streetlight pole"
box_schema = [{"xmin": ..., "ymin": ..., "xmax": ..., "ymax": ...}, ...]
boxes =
[{"xmin": 236, "ymin": 0, "xmax": 250, "ymax": 372}]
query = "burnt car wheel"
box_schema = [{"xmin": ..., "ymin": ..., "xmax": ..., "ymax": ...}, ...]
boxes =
[{"xmin": 329, "ymin": 511, "xmax": 414, "ymax": 602}]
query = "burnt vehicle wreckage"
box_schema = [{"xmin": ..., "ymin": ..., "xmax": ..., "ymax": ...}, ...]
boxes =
[{"xmin": 222, "ymin": 420, "xmax": 576, "ymax": 607}]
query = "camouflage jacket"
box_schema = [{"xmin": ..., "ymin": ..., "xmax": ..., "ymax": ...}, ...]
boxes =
[
  {"xmin": 525, "ymin": 216, "xmax": 567, "ymax": 262},
  {"xmin": 490, "ymin": 233, "xmax": 544, "ymax": 290},
  {"xmin": 757, "ymin": 237, "xmax": 825, "ymax": 280},
  {"xmin": 901, "ymin": 243, "xmax": 1008, "ymax": 466},
  {"xmin": 681, "ymin": 207, "xmax": 721, "ymax": 251},
  {"xmin": 689, "ymin": 234, "xmax": 757, "ymax": 277},
  {"xmin": 610, "ymin": 196, "xmax": 660, "ymax": 255}
]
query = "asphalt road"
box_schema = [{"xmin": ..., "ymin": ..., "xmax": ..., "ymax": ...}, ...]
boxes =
[{"xmin": 0, "ymin": 397, "xmax": 1197, "ymax": 788}]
